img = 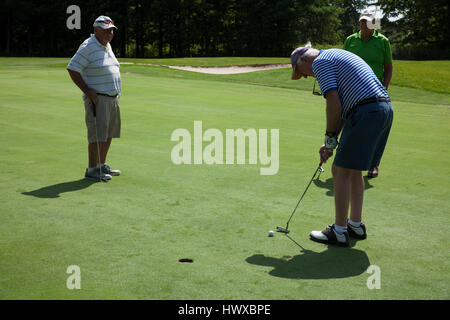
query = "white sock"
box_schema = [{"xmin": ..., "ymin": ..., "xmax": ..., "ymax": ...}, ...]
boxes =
[
  {"xmin": 348, "ymin": 219, "xmax": 362, "ymax": 228},
  {"xmin": 332, "ymin": 224, "xmax": 347, "ymax": 242},
  {"xmin": 333, "ymin": 224, "xmax": 347, "ymax": 235}
]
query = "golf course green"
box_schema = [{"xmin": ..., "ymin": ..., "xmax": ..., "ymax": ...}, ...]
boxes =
[{"xmin": 0, "ymin": 57, "xmax": 448, "ymax": 299}]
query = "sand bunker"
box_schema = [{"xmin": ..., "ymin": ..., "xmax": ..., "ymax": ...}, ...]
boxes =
[
  {"xmin": 120, "ymin": 62, "xmax": 290, "ymax": 74},
  {"xmin": 168, "ymin": 64, "xmax": 290, "ymax": 74}
]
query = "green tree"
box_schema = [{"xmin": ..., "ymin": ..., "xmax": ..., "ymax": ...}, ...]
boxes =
[
  {"xmin": 294, "ymin": 0, "xmax": 344, "ymax": 45},
  {"xmin": 377, "ymin": 0, "xmax": 450, "ymax": 45},
  {"xmin": 335, "ymin": 0, "xmax": 369, "ymax": 38}
]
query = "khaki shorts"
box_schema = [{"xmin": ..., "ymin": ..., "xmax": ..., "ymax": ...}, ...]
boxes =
[{"xmin": 84, "ymin": 95, "xmax": 121, "ymax": 143}]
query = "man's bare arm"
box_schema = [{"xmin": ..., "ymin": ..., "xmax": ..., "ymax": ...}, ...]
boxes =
[
  {"xmin": 383, "ymin": 63, "xmax": 393, "ymax": 89},
  {"xmin": 67, "ymin": 69, "xmax": 98, "ymax": 104},
  {"xmin": 319, "ymin": 90, "xmax": 343, "ymax": 164},
  {"xmin": 325, "ymin": 90, "xmax": 343, "ymax": 135}
]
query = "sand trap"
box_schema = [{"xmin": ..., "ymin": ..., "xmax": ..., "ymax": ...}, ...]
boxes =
[
  {"xmin": 120, "ymin": 62, "xmax": 290, "ymax": 74},
  {"xmin": 168, "ymin": 64, "xmax": 290, "ymax": 74}
]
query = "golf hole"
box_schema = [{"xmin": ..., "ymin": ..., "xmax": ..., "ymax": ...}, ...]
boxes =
[{"xmin": 179, "ymin": 258, "xmax": 194, "ymax": 263}]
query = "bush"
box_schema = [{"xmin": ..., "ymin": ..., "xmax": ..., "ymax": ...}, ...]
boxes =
[{"xmin": 391, "ymin": 43, "xmax": 450, "ymax": 60}]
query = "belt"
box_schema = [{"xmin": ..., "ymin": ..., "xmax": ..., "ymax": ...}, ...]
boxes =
[
  {"xmin": 346, "ymin": 97, "xmax": 390, "ymax": 119},
  {"xmin": 97, "ymin": 93, "xmax": 118, "ymax": 98},
  {"xmin": 354, "ymin": 96, "xmax": 390, "ymax": 108}
]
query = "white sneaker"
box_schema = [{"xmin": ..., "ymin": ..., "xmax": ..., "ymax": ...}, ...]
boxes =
[{"xmin": 102, "ymin": 164, "xmax": 121, "ymax": 176}]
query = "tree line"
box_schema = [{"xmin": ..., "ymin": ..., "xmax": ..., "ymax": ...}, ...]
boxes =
[{"xmin": 0, "ymin": 0, "xmax": 448, "ymax": 59}]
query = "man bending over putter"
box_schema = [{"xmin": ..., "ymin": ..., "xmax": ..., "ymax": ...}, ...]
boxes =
[
  {"xmin": 67, "ymin": 16, "xmax": 121, "ymax": 181},
  {"xmin": 290, "ymin": 45, "xmax": 393, "ymax": 247}
]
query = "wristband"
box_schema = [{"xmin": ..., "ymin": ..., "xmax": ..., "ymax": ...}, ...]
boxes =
[{"xmin": 324, "ymin": 133, "xmax": 338, "ymax": 150}]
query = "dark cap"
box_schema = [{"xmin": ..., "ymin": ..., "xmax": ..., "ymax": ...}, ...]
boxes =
[{"xmin": 290, "ymin": 46, "xmax": 310, "ymax": 79}]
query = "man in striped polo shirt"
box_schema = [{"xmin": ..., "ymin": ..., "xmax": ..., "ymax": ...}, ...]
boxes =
[
  {"xmin": 291, "ymin": 45, "xmax": 393, "ymax": 247},
  {"xmin": 67, "ymin": 16, "xmax": 121, "ymax": 181}
]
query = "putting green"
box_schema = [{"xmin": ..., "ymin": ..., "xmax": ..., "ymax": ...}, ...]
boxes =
[{"xmin": 0, "ymin": 58, "xmax": 448, "ymax": 299}]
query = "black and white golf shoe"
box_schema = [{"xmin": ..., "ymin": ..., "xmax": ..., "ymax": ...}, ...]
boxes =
[
  {"xmin": 310, "ymin": 224, "xmax": 350, "ymax": 247},
  {"xmin": 347, "ymin": 221, "xmax": 367, "ymax": 240}
]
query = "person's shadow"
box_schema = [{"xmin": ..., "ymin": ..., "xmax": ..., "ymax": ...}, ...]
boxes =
[
  {"xmin": 22, "ymin": 179, "xmax": 96, "ymax": 198},
  {"xmin": 314, "ymin": 176, "xmax": 374, "ymax": 197},
  {"xmin": 246, "ymin": 235, "xmax": 370, "ymax": 279}
]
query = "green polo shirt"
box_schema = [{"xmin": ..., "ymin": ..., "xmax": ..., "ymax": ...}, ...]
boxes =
[{"xmin": 343, "ymin": 30, "xmax": 392, "ymax": 82}]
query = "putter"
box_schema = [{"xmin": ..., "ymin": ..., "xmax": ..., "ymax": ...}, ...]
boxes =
[
  {"xmin": 92, "ymin": 103, "xmax": 107, "ymax": 182},
  {"xmin": 277, "ymin": 162, "xmax": 324, "ymax": 234}
]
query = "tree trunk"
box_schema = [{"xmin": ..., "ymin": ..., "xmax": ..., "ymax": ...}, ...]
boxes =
[
  {"xmin": 6, "ymin": 12, "xmax": 11, "ymax": 54},
  {"xmin": 158, "ymin": 22, "xmax": 163, "ymax": 57},
  {"xmin": 27, "ymin": 27, "xmax": 33, "ymax": 55}
]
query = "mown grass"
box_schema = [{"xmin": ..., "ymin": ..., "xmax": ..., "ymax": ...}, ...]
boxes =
[{"xmin": 0, "ymin": 57, "xmax": 449, "ymax": 300}]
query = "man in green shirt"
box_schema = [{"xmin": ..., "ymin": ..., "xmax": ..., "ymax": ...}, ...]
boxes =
[{"xmin": 343, "ymin": 9, "xmax": 393, "ymax": 178}]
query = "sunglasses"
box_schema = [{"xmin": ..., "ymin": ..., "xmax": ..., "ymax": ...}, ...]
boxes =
[
  {"xmin": 312, "ymin": 79, "xmax": 322, "ymax": 96},
  {"xmin": 99, "ymin": 20, "xmax": 114, "ymax": 26}
]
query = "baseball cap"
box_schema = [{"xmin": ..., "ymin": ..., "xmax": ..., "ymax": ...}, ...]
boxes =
[
  {"xmin": 290, "ymin": 43, "xmax": 311, "ymax": 80},
  {"xmin": 359, "ymin": 8, "xmax": 374, "ymax": 21},
  {"xmin": 93, "ymin": 16, "xmax": 117, "ymax": 29}
]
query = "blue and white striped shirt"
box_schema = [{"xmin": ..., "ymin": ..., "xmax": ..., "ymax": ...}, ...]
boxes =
[
  {"xmin": 312, "ymin": 49, "xmax": 388, "ymax": 119},
  {"xmin": 67, "ymin": 35, "xmax": 121, "ymax": 97}
]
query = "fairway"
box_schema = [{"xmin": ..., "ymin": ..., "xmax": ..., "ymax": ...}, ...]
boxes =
[{"xmin": 0, "ymin": 58, "xmax": 449, "ymax": 300}]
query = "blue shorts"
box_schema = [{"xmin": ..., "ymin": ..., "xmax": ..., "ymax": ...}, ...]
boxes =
[{"xmin": 334, "ymin": 100, "xmax": 393, "ymax": 171}]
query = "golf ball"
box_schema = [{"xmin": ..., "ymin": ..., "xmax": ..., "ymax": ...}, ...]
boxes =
[{"xmin": 268, "ymin": 230, "xmax": 274, "ymax": 237}]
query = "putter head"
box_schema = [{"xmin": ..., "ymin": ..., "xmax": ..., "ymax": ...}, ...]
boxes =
[{"xmin": 276, "ymin": 226, "xmax": 290, "ymax": 234}]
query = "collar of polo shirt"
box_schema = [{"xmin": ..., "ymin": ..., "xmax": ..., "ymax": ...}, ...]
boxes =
[
  {"xmin": 357, "ymin": 29, "xmax": 378, "ymax": 39},
  {"xmin": 91, "ymin": 34, "xmax": 111, "ymax": 50}
]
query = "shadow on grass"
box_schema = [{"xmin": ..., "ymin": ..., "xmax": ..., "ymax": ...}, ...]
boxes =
[
  {"xmin": 314, "ymin": 176, "xmax": 374, "ymax": 197},
  {"xmin": 246, "ymin": 235, "xmax": 370, "ymax": 279},
  {"xmin": 22, "ymin": 179, "xmax": 96, "ymax": 198}
]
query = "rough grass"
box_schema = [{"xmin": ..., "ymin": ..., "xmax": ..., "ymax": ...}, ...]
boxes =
[{"xmin": 391, "ymin": 60, "xmax": 450, "ymax": 94}]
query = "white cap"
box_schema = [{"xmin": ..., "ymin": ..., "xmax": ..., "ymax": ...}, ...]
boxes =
[
  {"xmin": 359, "ymin": 8, "xmax": 375, "ymax": 21},
  {"xmin": 93, "ymin": 16, "xmax": 117, "ymax": 29}
]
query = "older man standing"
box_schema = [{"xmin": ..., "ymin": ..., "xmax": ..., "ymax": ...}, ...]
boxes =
[
  {"xmin": 344, "ymin": 8, "xmax": 393, "ymax": 178},
  {"xmin": 67, "ymin": 15, "xmax": 122, "ymax": 181},
  {"xmin": 290, "ymin": 45, "xmax": 393, "ymax": 246}
]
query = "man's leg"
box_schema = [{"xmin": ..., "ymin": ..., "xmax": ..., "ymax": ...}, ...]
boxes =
[
  {"xmin": 88, "ymin": 143, "xmax": 98, "ymax": 168},
  {"xmin": 368, "ymin": 104, "xmax": 394, "ymax": 178},
  {"xmin": 333, "ymin": 165, "xmax": 364, "ymax": 225},
  {"xmin": 349, "ymin": 170, "xmax": 364, "ymax": 223},
  {"xmin": 88, "ymin": 138, "xmax": 111, "ymax": 167},
  {"xmin": 89, "ymin": 138, "xmax": 121, "ymax": 176},
  {"xmin": 333, "ymin": 164, "xmax": 351, "ymax": 227},
  {"xmin": 310, "ymin": 164, "xmax": 353, "ymax": 246},
  {"xmin": 100, "ymin": 138, "xmax": 112, "ymax": 164}
]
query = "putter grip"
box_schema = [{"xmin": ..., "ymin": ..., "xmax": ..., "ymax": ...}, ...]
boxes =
[{"xmin": 92, "ymin": 103, "xmax": 97, "ymax": 117}]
